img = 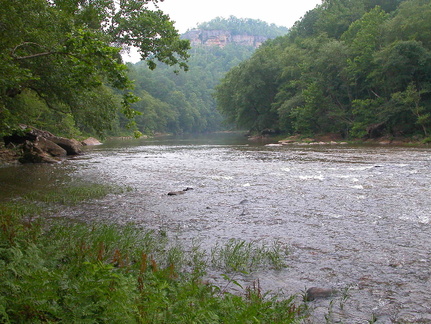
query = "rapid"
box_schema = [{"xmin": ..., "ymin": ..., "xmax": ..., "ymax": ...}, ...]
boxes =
[{"xmin": 1, "ymin": 133, "xmax": 430, "ymax": 323}]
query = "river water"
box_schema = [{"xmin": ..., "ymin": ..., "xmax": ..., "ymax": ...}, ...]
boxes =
[{"xmin": 1, "ymin": 133, "xmax": 430, "ymax": 323}]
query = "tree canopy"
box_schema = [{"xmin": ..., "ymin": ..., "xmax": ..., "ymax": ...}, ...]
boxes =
[
  {"xmin": 127, "ymin": 43, "xmax": 257, "ymax": 135},
  {"xmin": 215, "ymin": 0, "xmax": 431, "ymax": 141},
  {"xmin": 0, "ymin": 0, "xmax": 189, "ymax": 137},
  {"xmin": 196, "ymin": 16, "xmax": 289, "ymax": 38},
  {"xmin": 123, "ymin": 17, "xmax": 288, "ymax": 136}
]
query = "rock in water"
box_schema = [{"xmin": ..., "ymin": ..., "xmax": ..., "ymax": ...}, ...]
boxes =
[
  {"xmin": 305, "ymin": 287, "xmax": 337, "ymax": 301},
  {"xmin": 19, "ymin": 140, "xmax": 61, "ymax": 164},
  {"xmin": 167, "ymin": 191, "xmax": 186, "ymax": 196},
  {"xmin": 36, "ymin": 137, "xmax": 67, "ymax": 157},
  {"xmin": 4, "ymin": 124, "xmax": 83, "ymax": 163},
  {"xmin": 47, "ymin": 136, "xmax": 82, "ymax": 155}
]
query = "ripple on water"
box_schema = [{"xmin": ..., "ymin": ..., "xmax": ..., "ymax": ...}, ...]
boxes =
[{"xmin": 3, "ymin": 138, "xmax": 431, "ymax": 323}]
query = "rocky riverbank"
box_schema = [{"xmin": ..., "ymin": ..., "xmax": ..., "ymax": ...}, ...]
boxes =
[
  {"xmin": 257, "ymin": 133, "xmax": 428, "ymax": 146},
  {"xmin": 1, "ymin": 125, "xmax": 102, "ymax": 165}
]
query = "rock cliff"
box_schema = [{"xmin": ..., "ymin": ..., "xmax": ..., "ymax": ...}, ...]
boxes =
[{"xmin": 181, "ymin": 29, "xmax": 268, "ymax": 48}]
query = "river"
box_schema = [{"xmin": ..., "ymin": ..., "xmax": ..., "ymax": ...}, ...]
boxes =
[{"xmin": 1, "ymin": 133, "xmax": 430, "ymax": 323}]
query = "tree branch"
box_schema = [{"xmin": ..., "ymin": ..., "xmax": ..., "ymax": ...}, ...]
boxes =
[{"xmin": 11, "ymin": 42, "xmax": 56, "ymax": 60}]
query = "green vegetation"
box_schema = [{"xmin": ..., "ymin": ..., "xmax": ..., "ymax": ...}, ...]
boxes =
[
  {"xmin": 22, "ymin": 182, "xmax": 131, "ymax": 206},
  {"xmin": 0, "ymin": 0, "xmax": 189, "ymax": 138},
  {"xmin": 215, "ymin": 0, "xmax": 431, "ymax": 141},
  {"xmin": 125, "ymin": 17, "xmax": 289, "ymax": 135},
  {"xmin": 197, "ymin": 16, "xmax": 289, "ymax": 37},
  {"xmin": 0, "ymin": 184, "xmax": 307, "ymax": 323},
  {"xmin": 127, "ymin": 44, "xmax": 256, "ymax": 135}
]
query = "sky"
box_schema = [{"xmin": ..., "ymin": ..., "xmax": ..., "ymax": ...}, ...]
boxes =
[
  {"xmin": 123, "ymin": 0, "xmax": 322, "ymax": 62},
  {"xmin": 157, "ymin": 0, "xmax": 322, "ymax": 33}
]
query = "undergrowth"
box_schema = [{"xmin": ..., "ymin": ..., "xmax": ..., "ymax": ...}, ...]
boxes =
[{"xmin": 0, "ymin": 184, "xmax": 307, "ymax": 323}]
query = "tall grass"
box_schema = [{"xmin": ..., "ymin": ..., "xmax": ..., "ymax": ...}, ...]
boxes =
[{"xmin": 0, "ymin": 183, "xmax": 308, "ymax": 323}]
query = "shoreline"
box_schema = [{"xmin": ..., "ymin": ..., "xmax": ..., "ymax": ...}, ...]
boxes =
[{"xmin": 2, "ymin": 134, "xmax": 430, "ymax": 166}]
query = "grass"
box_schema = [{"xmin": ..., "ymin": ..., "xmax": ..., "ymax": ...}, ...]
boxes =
[
  {"xmin": 21, "ymin": 181, "xmax": 132, "ymax": 206},
  {"xmin": 210, "ymin": 238, "xmax": 289, "ymax": 272},
  {"xmin": 0, "ymin": 183, "xmax": 308, "ymax": 323}
]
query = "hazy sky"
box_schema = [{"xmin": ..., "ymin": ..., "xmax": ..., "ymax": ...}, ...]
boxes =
[
  {"xmin": 158, "ymin": 0, "xmax": 322, "ymax": 33},
  {"xmin": 123, "ymin": 0, "xmax": 322, "ymax": 62}
]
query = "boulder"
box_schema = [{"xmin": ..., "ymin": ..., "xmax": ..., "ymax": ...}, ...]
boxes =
[
  {"xmin": 3, "ymin": 125, "xmax": 83, "ymax": 163},
  {"xmin": 36, "ymin": 137, "xmax": 67, "ymax": 157},
  {"xmin": 19, "ymin": 140, "xmax": 61, "ymax": 164},
  {"xmin": 47, "ymin": 136, "xmax": 82, "ymax": 155},
  {"xmin": 81, "ymin": 137, "xmax": 102, "ymax": 146}
]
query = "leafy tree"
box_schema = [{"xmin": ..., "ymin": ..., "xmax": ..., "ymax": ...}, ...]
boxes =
[
  {"xmin": 196, "ymin": 16, "xmax": 289, "ymax": 37},
  {"xmin": 383, "ymin": 0, "xmax": 431, "ymax": 48},
  {"xmin": 128, "ymin": 40, "xmax": 263, "ymax": 134},
  {"xmin": 316, "ymin": 0, "xmax": 367, "ymax": 38},
  {"xmin": 214, "ymin": 42, "xmax": 282, "ymax": 133},
  {"xmin": 391, "ymin": 83, "xmax": 431, "ymax": 136},
  {"xmin": 341, "ymin": 7, "xmax": 389, "ymax": 96},
  {"xmin": 0, "ymin": 0, "xmax": 189, "ymax": 137},
  {"xmin": 215, "ymin": 0, "xmax": 431, "ymax": 139}
]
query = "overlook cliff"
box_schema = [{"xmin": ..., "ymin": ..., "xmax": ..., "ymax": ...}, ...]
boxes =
[{"xmin": 181, "ymin": 29, "xmax": 269, "ymax": 48}]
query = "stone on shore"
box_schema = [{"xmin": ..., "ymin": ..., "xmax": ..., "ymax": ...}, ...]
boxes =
[{"xmin": 81, "ymin": 137, "xmax": 102, "ymax": 146}]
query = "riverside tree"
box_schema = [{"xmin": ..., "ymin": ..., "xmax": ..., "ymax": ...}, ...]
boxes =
[
  {"xmin": 0, "ymin": 0, "xmax": 190, "ymax": 137},
  {"xmin": 215, "ymin": 0, "xmax": 431, "ymax": 140}
]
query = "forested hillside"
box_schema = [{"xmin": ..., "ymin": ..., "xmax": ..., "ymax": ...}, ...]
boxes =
[
  {"xmin": 125, "ymin": 17, "xmax": 289, "ymax": 135},
  {"xmin": 215, "ymin": 0, "xmax": 431, "ymax": 141},
  {"xmin": 196, "ymin": 16, "xmax": 289, "ymax": 37}
]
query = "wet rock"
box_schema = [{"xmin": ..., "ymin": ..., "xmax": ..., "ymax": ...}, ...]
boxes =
[
  {"xmin": 36, "ymin": 137, "xmax": 67, "ymax": 157},
  {"xmin": 305, "ymin": 287, "xmax": 337, "ymax": 301},
  {"xmin": 167, "ymin": 191, "xmax": 186, "ymax": 196},
  {"xmin": 3, "ymin": 124, "xmax": 82, "ymax": 163},
  {"xmin": 167, "ymin": 187, "xmax": 194, "ymax": 196},
  {"xmin": 81, "ymin": 137, "xmax": 102, "ymax": 146},
  {"xmin": 19, "ymin": 140, "xmax": 61, "ymax": 164},
  {"xmin": 47, "ymin": 136, "xmax": 82, "ymax": 155}
]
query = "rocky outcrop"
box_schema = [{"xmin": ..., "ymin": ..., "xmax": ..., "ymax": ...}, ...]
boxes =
[
  {"xmin": 182, "ymin": 29, "xmax": 268, "ymax": 48},
  {"xmin": 4, "ymin": 125, "xmax": 83, "ymax": 163}
]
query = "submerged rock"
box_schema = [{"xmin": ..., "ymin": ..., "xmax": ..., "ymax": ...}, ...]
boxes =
[
  {"xmin": 305, "ymin": 287, "xmax": 338, "ymax": 301},
  {"xmin": 167, "ymin": 187, "xmax": 194, "ymax": 196},
  {"xmin": 167, "ymin": 191, "xmax": 186, "ymax": 196}
]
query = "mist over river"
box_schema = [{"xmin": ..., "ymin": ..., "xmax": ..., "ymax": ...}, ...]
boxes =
[{"xmin": 1, "ymin": 133, "xmax": 430, "ymax": 323}]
